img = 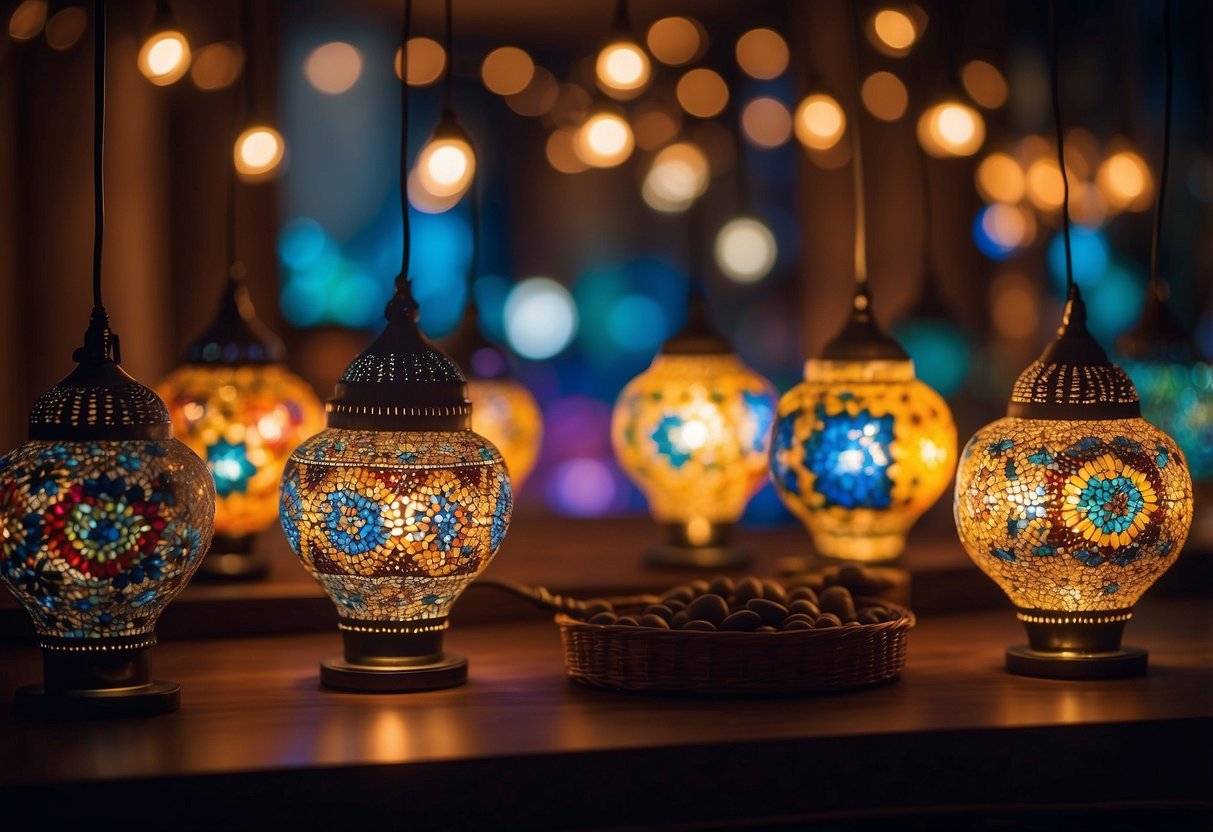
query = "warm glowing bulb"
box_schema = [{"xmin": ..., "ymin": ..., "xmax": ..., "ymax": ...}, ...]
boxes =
[
  {"xmin": 416, "ymin": 135, "xmax": 477, "ymax": 198},
  {"xmin": 642, "ymin": 142, "xmax": 710, "ymax": 212},
  {"xmin": 138, "ymin": 30, "xmax": 191, "ymax": 86},
  {"xmin": 1096, "ymin": 150, "xmax": 1154, "ymax": 213},
  {"xmin": 771, "ymin": 357, "xmax": 957, "ymax": 562},
  {"xmin": 715, "ymin": 217, "xmax": 777, "ymax": 283},
  {"xmin": 234, "ymin": 126, "xmax": 286, "ymax": 182},
  {"xmin": 794, "ymin": 94, "xmax": 846, "ymax": 151},
  {"xmin": 918, "ymin": 101, "xmax": 985, "ymax": 158},
  {"xmin": 596, "ymin": 40, "xmax": 651, "ymax": 94},
  {"xmin": 870, "ymin": 8, "xmax": 918, "ymax": 54},
  {"xmin": 575, "ymin": 112, "xmax": 634, "ymax": 168}
]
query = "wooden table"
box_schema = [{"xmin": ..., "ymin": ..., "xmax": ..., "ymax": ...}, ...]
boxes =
[{"xmin": 1, "ymin": 597, "xmax": 1210, "ymax": 830}]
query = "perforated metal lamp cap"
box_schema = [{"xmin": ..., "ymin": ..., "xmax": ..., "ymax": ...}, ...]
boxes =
[
  {"xmin": 819, "ymin": 285, "xmax": 909, "ymax": 363},
  {"xmin": 184, "ymin": 273, "xmax": 285, "ymax": 366},
  {"xmin": 1008, "ymin": 287, "xmax": 1141, "ymax": 421},
  {"xmin": 28, "ymin": 309, "xmax": 171, "ymax": 442},
  {"xmin": 327, "ymin": 277, "xmax": 471, "ymax": 432},
  {"xmin": 1116, "ymin": 282, "xmax": 1196, "ymax": 364}
]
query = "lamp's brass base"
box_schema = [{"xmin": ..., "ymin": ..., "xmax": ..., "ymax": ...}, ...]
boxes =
[
  {"xmin": 1005, "ymin": 645, "xmax": 1147, "ymax": 680},
  {"xmin": 645, "ymin": 544, "xmax": 750, "ymax": 569},
  {"xmin": 195, "ymin": 534, "xmax": 269, "ymax": 581},
  {"xmin": 319, "ymin": 654, "xmax": 468, "ymax": 692},
  {"xmin": 14, "ymin": 680, "xmax": 180, "ymax": 719}
]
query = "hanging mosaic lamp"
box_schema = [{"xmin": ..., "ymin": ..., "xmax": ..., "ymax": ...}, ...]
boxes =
[
  {"xmin": 157, "ymin": 271, "xmax": 324, "ymax": 579},
  {"xmin": 0, "ymin": 0, "xmax": 215, "ymax": 718},
  {"xmin": 450, "ymin": 301, "xmax": 543, "ymax": 491},
  {"xmin": 277, "ymin": 0, "xmax": 510, "ymax": 692},
  {"xmin": 613, "ymin": 291, "xmax": 777, "ymax": 568},
  {"xmin": 953, "ymin": 0, "xmax": 1193, "ymax": 679}
]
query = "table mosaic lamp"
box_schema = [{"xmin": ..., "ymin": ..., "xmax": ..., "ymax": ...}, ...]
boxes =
[
  {"xmin": 0, "ymin": 316, "xmax": 216, "ymax": 717},
  {"xmin": 770, "ymin": 286, "xmax": 957, "ymax": 562},
  {"xmin": 449, "ymin": 301, "xmax": 543, "ymax": 491},
  {"xmin": 954, "ymin": 289, "xmax": 1192, "ymax": 678},
  {"xmin": 279, "ymin": 278, "xmax": 511, "ymax": 691},
  {"xmin": 157, "ymin": 271, "xmax": 324, "ymax": 578},
  {"xmin": 612, "ymin": 293, "xmax": 777, "ymax": 568}
]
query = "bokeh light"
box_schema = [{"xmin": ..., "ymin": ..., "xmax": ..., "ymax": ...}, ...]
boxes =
[
  {"xmin": 918, "ymin": 101, "xmax": 985, "ymax": 157},
  {"xmin": 633, "ymin": 103, "xmax": 681, "ymax": 151},
  {"xmin": 861, "ymin": 71, "xmax": 908, "ymax": 121},
  {"xmin": 973, "ymin": 204, "xmax": 1034, "ymax": 260},
  {"xmin": 575, "ymin": 112, "xmax": 634, "ymax": 168},
  {"xmin": 415, "ymin": 133, "xmax": 477, "ymax": 199},
  {"xmin": 642, "ymin": 142, "xmax": 710, "ymax": 213},
  {"xmin": 735, "ymin": 28, "xmax": 789, "ymax": 80},
  {"xmin": 506, "ymin": 66, "xmax": 558, "ymax": 116},
  {"xmin": 893, "ymin": 318, "xmax": 971, "ymax": 398},
  {"xmin": 191, "ymin": 42, "xmax": 244, "ymax": 90},
  {"xmin": 976, "ymin": 152, "xmax": 1025, "ymax": 203},
  {"xmin": 961, "ymin": 60, "xmax": 1008, "ymax": 109},
  {"xmin": 715, "ymin": 217, "xmax": 778, "ymax": 283},
  {"xmin": 546, "ymin": 127, "xmax": 590, "ymax": 174},
  {"xmin": 794, "ymin": 94, "xmax": 846, "ymax": 151},
  {"xmin": 740, "ymin": 97, "xmax": 792, "ymax": 149},
  {"xmin": 868, "ymin": 8, "xmax": 919, "ymax": 56},
  {"xmin": 234, "ymin": 125, "xmax": 286, "ymax": 182},
  {"xmin": 1046, "ymin": 227, "xmax": 1110, "ymax": 290},
  {"xmin": 1025, "ymin": 157, "xmax": 1067, "ymax": 211},
  {"xmin": 548, "ymin": 458, "xmax": 619, "ymax": 517},
  {"xmin": 505, "ymin": 277, "xmax": 579, "ymax": 360},
  {"xmin": 1097, "ymin": 150, "xmax": 1154, "ymax": 213},
  {"xmin": 44, "ymin": 6, "xmax": 86, "ymax": 50},
  {"xmin": 304, "ymin": 42, "xmax": 362, "ymax": 95},
  {"xmin": 9, "ymin": 0, "xmax": 47, "ymax": 41},
  {"xmin": 646, "ymin": 16, "xmax": 704, "ymax": 66},
  {"xmin": 988, "ymin": 272, "xmax": 1040, "ymax": 340},
  {"xmin": 394, "ymin": 37, "xmax": 445, "ymax": 86},
  {"xmin": 676, "ymin": 68, "xmax": 729, "ymax": 119},
  {"xmin": 481, "ymin": 46, "xmax": 535, "ymax": 96},
  {"xmin": 596, "ymin": 39, "xmax": 651, "ymax": 97},
  {"xmin": 138, "ymin": 30, "xmax": 191, "ymax": 86}
]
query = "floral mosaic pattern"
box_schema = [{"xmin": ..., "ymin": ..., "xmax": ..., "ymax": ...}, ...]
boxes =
[
  {"xmin": 954, "ymin": 417, "xmax": 1193, "ymax": 612},
  {"xmin": 468, "ymin": 379, "xmax": 543, "ymax": 490},
  {"xmin": 0, "ymin": 440, "xmax": 215, "ymax": 638},
  {"xmin": 611, "ymin": 354, "xmax": 777, "ymax": 525},
  {"xmin": 770, "ymin": 359, "xmax": 957, "ymax": 561},
  {"xmin": 158, "ymin": 364, "xmax": 324, "ymax": 539},
  {"xmin": 281, "ymin": 428, "xmax": 511, "ymax": 621}
]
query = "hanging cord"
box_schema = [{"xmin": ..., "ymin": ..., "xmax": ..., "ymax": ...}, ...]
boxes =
[
  {"xmin": 1148, "ymin": 0, "xmax": 1173, "ymax": 296},
  {"xmin": 1049, "ymin": 0, "xmax": 1075, "ymax": 300},
  {"xmin": 846, "ymin": 0, "xmax": 868, "ymax": 293},
  {"xmin": 442, "ymin": 0, "xmax": 454, "ymax": 113},
  {"xmin": 467, "ymin": 167, "xmax": 482, "ymax": 303},
  {"xmin": 388, "ymin": 0, "xmax": 417, "ymax": 316},
  {"xmin": 239, "ymin": 0, "xmax": 256, "ymax": 118}
]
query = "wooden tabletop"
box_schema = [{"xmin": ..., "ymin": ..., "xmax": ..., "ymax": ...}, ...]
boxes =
[{"xmin": 1, "ymin": 596, "xmax": 1210, "ymax": 829}]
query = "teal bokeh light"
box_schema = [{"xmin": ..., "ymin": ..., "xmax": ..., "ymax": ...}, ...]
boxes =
[{"xmin": 893, "ymin": 318, "xmax": 972, "ymax": 398}]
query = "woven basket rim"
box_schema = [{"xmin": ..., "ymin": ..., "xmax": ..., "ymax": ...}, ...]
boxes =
[{"xmin": 555, "ymin": 601, "xmax": 915, "ymax": 637}]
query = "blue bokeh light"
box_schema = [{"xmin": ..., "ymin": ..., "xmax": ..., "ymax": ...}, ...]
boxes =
[{"xmin": 1047, "ymin": 227, "xmax": 1110, "ymax": 290}]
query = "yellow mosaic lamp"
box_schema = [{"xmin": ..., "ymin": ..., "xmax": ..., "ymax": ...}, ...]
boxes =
[
  {"xmin": 448, "ymin": 302, "xmax": 543, "ymax": 491},
  {"xmin": 955, "ymin": 289, "xmax": 1192, "ymax": 677},
  {"xmin": 612, "ymin": 295, "xmax": 777, "ymax": 567},
  {"xmin": 769, "ymin": 287, "xmax": 957, "ymax": 562},
  {"xmin": 158, "ymin": 273, "xmax": 324, "ymax": 578},
  {"xmin": 279, "ymin": 277, "xmax": 511, "ymax": 692}
]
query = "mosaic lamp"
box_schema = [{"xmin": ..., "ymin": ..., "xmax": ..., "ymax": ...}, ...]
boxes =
[
  {"xmin": 450, "ymin": 301, "xmax": 543, "ymax": 491},
  {"xmin": 0, "ymin": 1, "xmax": 215, "ymax": 717},
  {"xmin": 612, "ymin": 292, "xmax": 777, "ymax": 567},
  {"xmin": 157, "ymin": 271, "xmax": 324, "ymax": 579},
  {"xmin": 954, "ymin": 290, "xmax": 1192, "ymax": 677},
  {"xmin": 770, "ymin": 287, "xmax": 957, "ymax": 562},
  {"xmin": 279, "ymin": 275, "xmax": 511, "ymax": 692}
]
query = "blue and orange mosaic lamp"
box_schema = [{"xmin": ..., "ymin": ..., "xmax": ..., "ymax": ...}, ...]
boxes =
[
  {"xmin": 0, "ymin": 1, "xmax": 215, "ymax": 717},
  {"xmin": 157, "ymin": 271, "xmax": 324, "ymax": 579},
  {"xmin": 612, "ymin": 293, "xmax": 777, "ymax": 567},
  {"xmin": 279, "ymin": 275, "xmax": 511, "ymax": 692},
  {"xmin": 769, "ymin": 286, "xmax": 957, "ymax": 562},
  {"xmin": 954, "ymin": 10, "xmax": 1192, "ymax": 678}
]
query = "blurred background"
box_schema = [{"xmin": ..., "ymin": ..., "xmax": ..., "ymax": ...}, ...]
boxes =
[{"xmin": 0, "ymin": 0, "xmax": 1210, "ymax": 531}]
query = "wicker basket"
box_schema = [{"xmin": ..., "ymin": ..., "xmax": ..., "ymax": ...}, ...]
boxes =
[{"xmin": 557, "ymin": 603, "xmax": 915, "ymax": 695}]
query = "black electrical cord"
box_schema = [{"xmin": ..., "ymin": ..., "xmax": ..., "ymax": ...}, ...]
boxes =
[
  {"xmin": 1049, "ymin": 0, "xmax": 1075, "ymax": 300},
  {"xmin": 847, "ymin": 0, "xmax": 868, "ymax": 288},
  {"xmin": 443, "ymin": 0, "xmax": 454, "ymax": 112},
  {"xmin": 91, "ymin": 0, "xmax": 105, "ymax": 312},
  {"xmin": 1148, "ymin": 0, "xmax": 1173, "ymax": 292},
  {"xmin": 396, "ymin": 0, "xmax": 413, "ymax": 296}
]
